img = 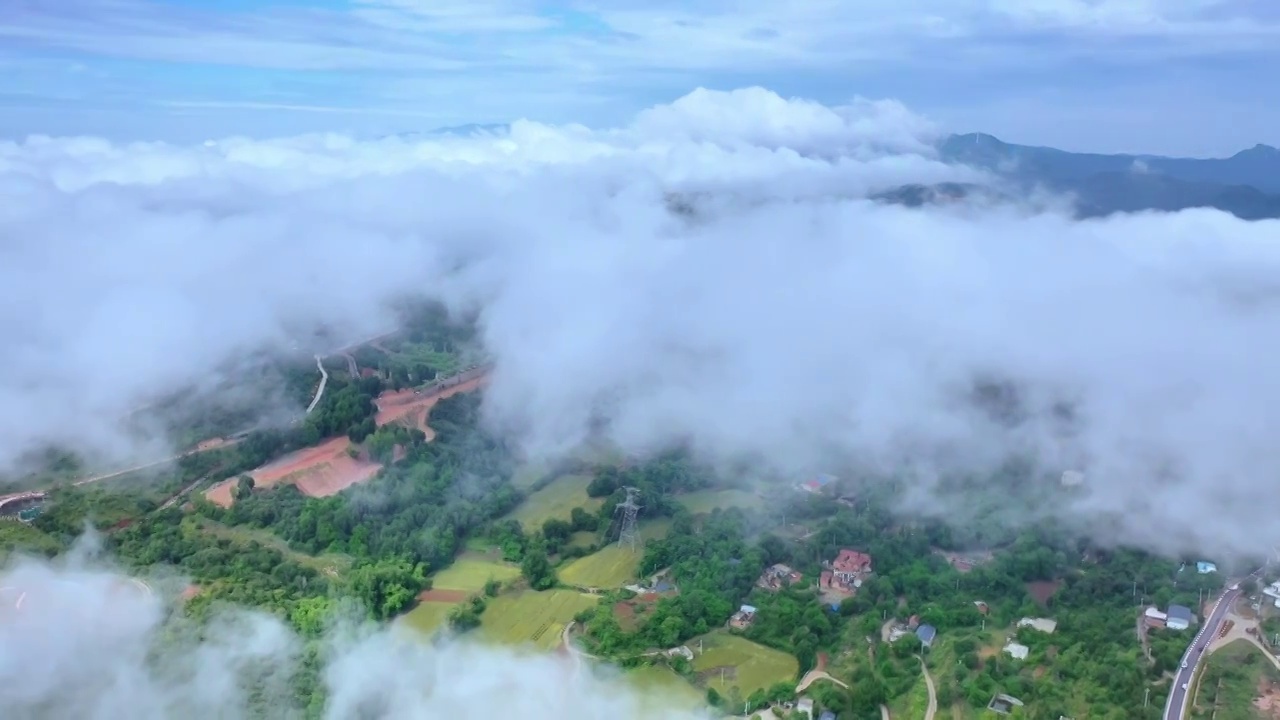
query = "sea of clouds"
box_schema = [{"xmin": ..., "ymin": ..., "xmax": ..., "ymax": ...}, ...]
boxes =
[
  {"xmin": 3, "ymin": 84, "xmax": 1280, "ymax": 719},
  {"xmin": 2, "ymin": 86, "xmax": 1279, "ymax": 557}
]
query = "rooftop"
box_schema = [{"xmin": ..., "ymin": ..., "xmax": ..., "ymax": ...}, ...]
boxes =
[
  {"xmin": 916, "ymin": 624, "xmax": 937, "ymax": 643},
  {"xmin": 1003, "ymin": 642, "xmax": 1029, "ymax": 660},
  {"xmin": 833, "ymin": 549, "xmax": 872, "ymax": 574},
  {"xmin": 1017, "ymin": 617, "xmax": 1058, "ymax": 634},
  {"xmin": 1168, "ymin": 604, "xmax": 1194, "ymax": 621}
]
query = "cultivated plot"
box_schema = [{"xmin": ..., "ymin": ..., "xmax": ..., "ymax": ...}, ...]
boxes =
[
  {"xmin": 676, "ymin": 489, "xmax": 764, "ymax": 515},
  {"xmin": 401, "ymin": 556, "xmax": 520, "ymax": 637},
  {"xmin": 558, "ymin": 520, "xmax": 672, "ymax": 588},
  {"xmin": 625, "ymin": 665, "xmax": 707, "ymax": 714},
  {"xmin": 480, "ymin": 589, "xmax": 599, "ymax": 651},
  {"xmin": 430, "ymin": 556, "xmax": 520, "ymax": 593},
  {"xmin": 691, "ymin": 632, "xmax": 799, "ymax": 697},
  {"xmin": 506, "ymin": 474, "xmax": 602, "ymax": 530}
]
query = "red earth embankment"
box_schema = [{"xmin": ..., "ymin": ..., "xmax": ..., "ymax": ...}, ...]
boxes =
[{"xmin": 205, "ymin": 371, "xmax": 488, "ymax": 507}]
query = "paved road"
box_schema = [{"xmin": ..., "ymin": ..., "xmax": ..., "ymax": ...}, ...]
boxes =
[
  {"xmin": 305, "ymin": 355, "xmax": 329, "ymax": 414},
  {"xmin": 1163, "ymin": 572, "xmax": 1262, "ymax": 720}
]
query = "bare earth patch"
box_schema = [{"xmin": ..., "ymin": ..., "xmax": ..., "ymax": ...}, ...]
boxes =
[
  {"xmin": 375, "ymin": 376, "xmax": 488, "ymax": 440},
  {"xmin": 418, "ymin": 588, "xmax": 470, "ymax": 603},
  {"xmin": 1027, "ymin": 580, "xmax": 1062, "ymax": 605},
  {"xmin": 205, "ymin": 437, "xmax": 365, "ymax": 507},
  {"xmin": 206, "ymin": 374, "xmax": 488, "ymax": 507},
  {"xmin": 294, "ymin": 450, "xmax": 383, "ymax": 498}
]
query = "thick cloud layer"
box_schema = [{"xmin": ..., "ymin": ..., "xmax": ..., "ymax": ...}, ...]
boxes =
[
  {"xmin": 0, "ymin": 557, "xmax": 703, "ymax": 719},
  {"xmin": 1, "ymin": 86, "xmax": 1277, "ymax": 556}
]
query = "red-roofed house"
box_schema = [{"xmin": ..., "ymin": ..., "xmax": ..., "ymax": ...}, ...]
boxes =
[
  {"xmin": 832, "ymin": 549, "xmax": 872, "ymax": 584},
  {"xmin": 819, "ymin": 548, "xmax": 873, "ymax": 593}
]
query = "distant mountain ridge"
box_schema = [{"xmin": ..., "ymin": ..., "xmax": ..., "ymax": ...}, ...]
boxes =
[
  {"xmin": 939, "ymin": 133, "xmax": 1280, "ymax": 193},
  {"xmin": 870, "ymin": 133, "xmax": 1280, "ymax": 220}
]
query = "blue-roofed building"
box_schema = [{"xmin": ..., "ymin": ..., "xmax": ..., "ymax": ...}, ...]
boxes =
[
  {"xmin": 818, "ymin": 711, "xmax": 837, "ymax": 720},
  {"xmin": 916, "ymin": 624, "xmax": 937, "ymax": 648},
  {"xmin": 1197, "ymin": 561, "xmax": 1218, "ymax": 574}
]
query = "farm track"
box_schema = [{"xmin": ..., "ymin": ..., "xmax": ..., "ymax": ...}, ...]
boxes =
[
  {"xmin": 920, "ymin": 656, "xmax": 937, "ymax": 720},
  {"xmin": 305, "ymin": 355, "xmax": 329, "ymax": 414}
]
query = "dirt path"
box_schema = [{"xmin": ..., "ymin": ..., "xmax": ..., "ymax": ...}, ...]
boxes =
[
  {"xmin": 796, "ymin": 670, "xmax": 849, "ymax": 693},
  {"xmin": 0, "ymin": 435, "xmax": 249, "ymax": 497},
  {"xmin": 1138, "ymin": 612, "xmax": 1153, "ymax": 663},
  {"xmin": 305, "ymin": 355, "xmax": 329, "ymax": 414},
  {"xmin": 920, "ymin": 657, "xmax": 938, "ymax": 720}
]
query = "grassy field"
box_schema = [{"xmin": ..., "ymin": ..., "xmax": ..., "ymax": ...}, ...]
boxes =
[
  {"xmin": 559, "ymin": 519, "xmax": 673, "ymax": 588},
  {"xmin": 430, "ymin": 555, "xmax": 520, "ymax": 591},
  {"xmin": 400, "ymin": 555, "xmax": 520, "ymax": 637},
  {"xmin": 676, "ymin": 489, "xmax": 764, "ymax": 515},
  {"xmin": 506, "ymin": 474, "xmax": 602, "ymax": 530},
  {"xmin": 401, "ymin": 601, "xmax": 454, "ymax": 635},
  {"xmin": 1191, "ymin": 639, "xmax": 1280, "ymax": 720},
  {"xmin": 480, "ymin": 589, "xmax": 599, "ymax": 651},
  {"xmin": 626, "ymin": 665, "xmax": 707, "ymax": 713},
  {"xmin": 511, "ymin": 462, "xmax": 551, "ymax": 490},
  {"xmin": 691, "ymin": 632, "xmax": 799, "ymax": 697},
  {"xmin": 192, "ymin": 517, "xmax": 350, "ymax": 577},
  {"xmin": 888, "ymin": 673, "xmax": 931, "ymax": 719},
  {"xmin": 560, "ymin": 545, "xmax": 643, "ymax": 588}
]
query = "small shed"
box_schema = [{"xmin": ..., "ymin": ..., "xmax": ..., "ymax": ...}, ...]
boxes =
[{"xmin": 916, "ymin": 624, "xmax": 937, "ymax": 648}]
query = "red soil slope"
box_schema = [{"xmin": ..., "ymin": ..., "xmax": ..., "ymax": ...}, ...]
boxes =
[{"xmin": 206, "ymin": 373, "xmax": 488, "ymax": 507}]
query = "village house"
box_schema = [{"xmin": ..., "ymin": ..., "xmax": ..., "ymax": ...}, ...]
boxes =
[
  {"xmin": 1017, "ymin": 617, "xmax": 1058, "ymax": 634},
  {"xmin": 729, "ymin": 604, "xmax": 757, "ymax": 630},
  {"xmin": 988, "ymin": 694, "xmax": 1025, "ymax": 716},
  {"xmin": 1144, "ymin": 606, "xmax": 1167, "ymax": 629},
  {"xmin": 757, "ymin": 563, "xmax": 802, "ymax": 591},
  {"xmin": 820, "ymin": 548, "xmax": 873, "ymax": 593},
  {"xmin": 916, "ymin": 624, "xmax": 937, "ymax": 649},
  {"xmin": 797, "ymin": 473, "xmax": 837, "ymax": 494},
  {"xmin": 1003, "ymin": 641, "xmax": 1029, "ymax": 660},
  {"xmin": 1166, "ymin": 604, "xmax": 1194, "ymax": 631}
]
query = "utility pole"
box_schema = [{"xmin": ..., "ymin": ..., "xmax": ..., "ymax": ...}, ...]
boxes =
[{"xmin": 1144, "ymin": 688, "xmax": 1150, "ymax": 707}]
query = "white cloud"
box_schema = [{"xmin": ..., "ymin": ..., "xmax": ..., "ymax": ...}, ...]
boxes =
[
  {"xmin": 0, "ymin": 555, "xmax": 707, "ymax": 719},
  {"xmin": 1, "ymin": 87, "xmax": 1278, "ymax": 558}
]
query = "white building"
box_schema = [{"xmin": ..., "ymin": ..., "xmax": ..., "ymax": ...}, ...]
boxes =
[
  {"xmin": 1060, "ymin": 470, "xmax": 1085, "ymax": 487},
  {"xmin": 1263, "ymin": 581, "xmax": 1280, "ymax": 608},
  {"xmin": 1018, "ymin": 617, "xmax": 1058, "ymax": 634},
  {"xmin": 1004, "ymin": 642, "xmax": 1030, "ymax": 660}
]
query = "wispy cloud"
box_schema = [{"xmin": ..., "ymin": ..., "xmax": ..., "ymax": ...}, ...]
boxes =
[{"xmin": 1, "ymin": 0, "xmax": 1277, "ymax": 150}]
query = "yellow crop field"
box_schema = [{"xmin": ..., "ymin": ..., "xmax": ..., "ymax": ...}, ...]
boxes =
[
  {"xmin": 479, "ymin": 589, "xmax": 599, "ymax": 651},
  {"xmin": 431, "ymin": 556, "xmax": 520, "ymax": 592}
]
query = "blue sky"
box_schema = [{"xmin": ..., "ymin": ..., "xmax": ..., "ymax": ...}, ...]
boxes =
[{"xmin": 2, "ymin": 0, "xmax": 1278, "ymax": 154}]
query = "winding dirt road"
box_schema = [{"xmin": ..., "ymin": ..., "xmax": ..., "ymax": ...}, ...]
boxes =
[
  {"xmin": 796, "ymin": 669, "xmax": 848, "ymax": 693},
  {"xmin": 305, "ymin": 355, "xmax": 329, "ymax": 415},
  {"xmin": 920, "ymin": 657, "xmax": 938, "ymax": 720}
]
